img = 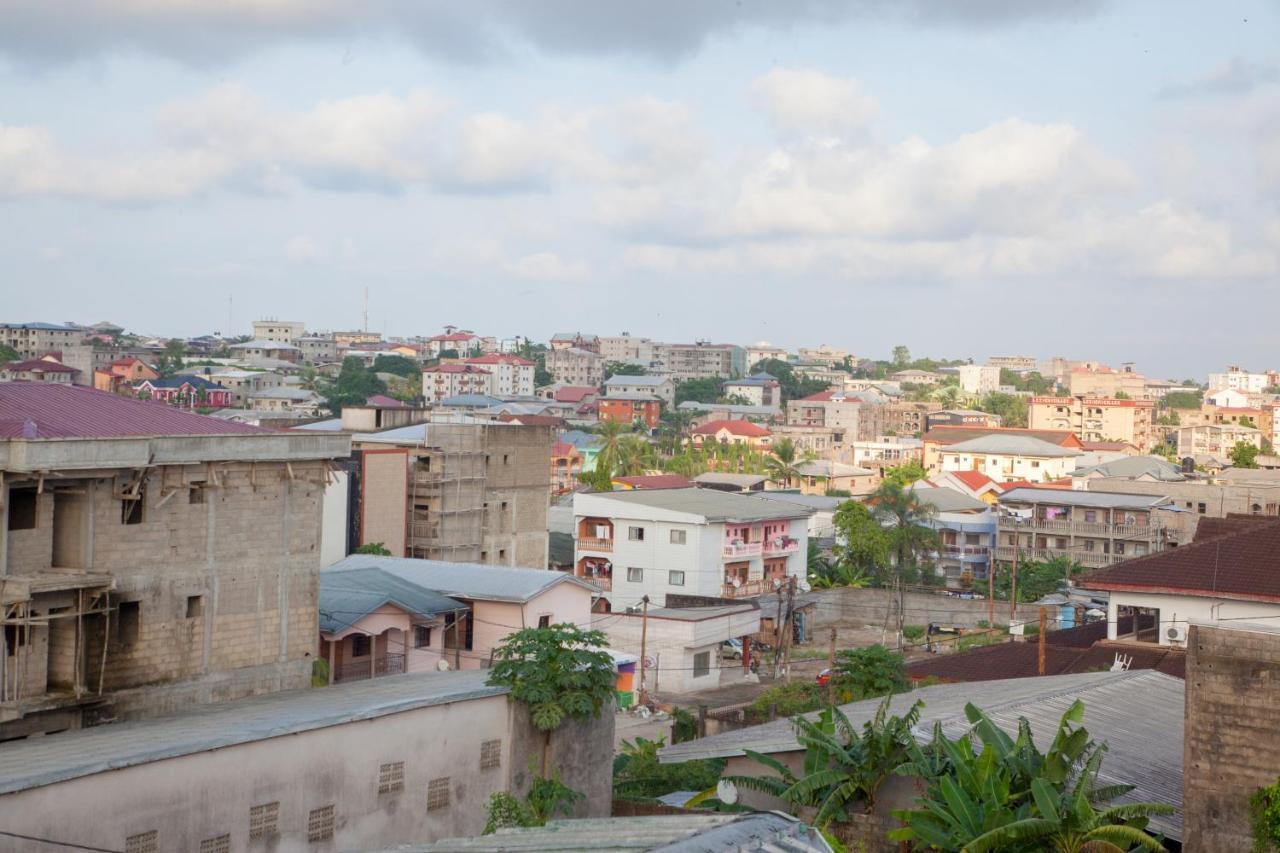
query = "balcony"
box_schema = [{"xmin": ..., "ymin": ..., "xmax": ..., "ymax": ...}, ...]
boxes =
[
  {"xmin": 941, "ymin": 545, "xmax": 991, "ymax": 558},
  {"xmin": 723, "ymin": 542, "xmax": 764, "ymax": 559},
  {"xmin": 993, "ymin": 545, "xmax": 1132, "ymax": 568},
  {"xmin": 763, "ymin": 536, "xmax": 800, "ymax": 556},
  {"xmin": 581, "ymin": 575, "xmax": 612, "ymax": 592},
  {"xmin": 334, "ymin": 653, "xmax": 405, "ymax": 684},
  {"xmin": 578, "ymin": 537, "xmax": 613, "ymax": 552},
  {"xmin": 410, "ymin": 521, "xmax": 440, "ymax": 541},
  {"xmin": 1000, "ymin": 518, "xmax": 1155, "ymax": 540},
  {"xmin": 722, "ymin": 579, "xmax": 767, "ymax": 598}
]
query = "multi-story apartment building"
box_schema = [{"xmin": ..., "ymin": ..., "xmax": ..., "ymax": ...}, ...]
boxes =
[
  {"xmin": 987, "ymin": 356, "xmax": 1038, "ymax": 373},
  {"xmin": 421, "ymin": 363, "xmax": 492, "ymax": 403},
  {"xmin": 1029, "ymin": 395, "xmax": 1157, "ymax": 452},
  {"xmin": 722, "ymin": 373, "xmax": 780, "ymax": 406},
  {"xmin": 937, "ymin": 434, "xmax": 1081, "ymax": 483},
  {"xmin": 996, "ymin": 488, "xmax": 1176, "ymax": 569},
  {"xmin": 926, "ymin": 409, "xmax": 1003, "ymax": 430},
  {"xmin": 887, "ymin": 400, "xmax": 943, "ymax": 436},
  {"xmin": 957, "ymin": 364, "xmax": 1001, "ymax": 395},
  {"xmin": 796, "ymin": 344, "xmax": 848, "ymax": 366},
  {"xmin": 1068, "ymin": 364, "xmax": 1150, "ymax": 398},
  {"xmin": 296, "ymin": 334, "xmax": 340, "ymax": 363},
  {"xmin": 228, "ymin": 339, "xmax": 301, "ymax": 365},
  {"xmin": 913, "ymin": 486, "xmax": 997, "ymax": 583},
  {"xmin": 604, "ymin": 374, "xmax": 675, "ymax": 404},
  {"xmin": 599, "ymin": 334, "xmax": 656, "ymax": 366},
  {"xmin": 922, "ymin": 426, "xmax": 1083, "ymax": 472},
  {"xmin": 0, "ymin": 322, "xmax": 82, "ymax": 360},
  {"xmin": 251, "ymin": 319, "xmax": 305, "ymax": 344},
  {"xmin": 744, "ymin": 342, "xmax": 789, "ymax": 370},
  {"xmin": 1176, "ymin": 423, "xmax": 1262, "ymax": 458},
  {"xmin": 849, "ymin": 438, "xmax": 923, "ymax": 475},
  {"xmin": 350, "ymin": 421, "xmax": 553, "ymax": 568},
  {"xmin": 653, "ymin": 342, "xmax": 746, "ymax": 381},
  {"xmin": 572, "ymin": 489, "xmax": 812, "ymax": 607},
  {"xmin": 1208, "ymin": 366, "xmax": 1278, "ymax": 393},
  {"xmin": 786, "ymin": 390, "xmax": 886, "ymax": 441},
  {"xmin": 0, "ymin": 383, "xmax": 349, "ymax": 739},
  {"xmin": 464, "ymin": 353, "xmax": 535, "ymax": 397},
  {"xmin": 424, "ymin": 329, "xmax": 482, "ymax": 358},
  {"xmin": 545, "ymin": 347, "xmax": 605, "ymax": 387},
  {"xmin": 549, "ymin": 332, "xmax": 600, "ymax": 353},
  {"xmin": 598, "ymin": 395, "xmax": 662, "ymax": 429},
  {"xmin": 333, "ymin": 330, "xmax": 383, "ymax": 347},
  {"xmin": 0, "ymin": 357, "xmax": 79, "ymax": 384}
]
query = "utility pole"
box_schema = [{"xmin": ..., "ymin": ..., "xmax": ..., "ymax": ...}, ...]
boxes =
[
  {"xmin": 781, "ymin": 576, "xmax": 797, "ymax": 683},
  {"xmin": 772, "ymin": 581, "xmax": 785, "ymax": 678},
  {"xmin": 987, "ymin": 561, "xmax": 995, "ymax": 629},
  {"xmin": 1037, "ymin": 606, "xmax": 1047, "ymax": 676},
  {"xmin": 826, "ymin": 627, "xmax": 837, "ymax": 705},
  {"xmin": 1010, "ymin": 544, "xmax": 1019, "ymax": 623},
  {"xmin": 637, "ymin": 595, "xmax": 650, "ymax": 706}
]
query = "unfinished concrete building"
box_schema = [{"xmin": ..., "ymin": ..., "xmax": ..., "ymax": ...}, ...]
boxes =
[
  {"xmin": 350, "ymin": 420, "xmax": 553, "ymax": 568},
  {"xmin": 0, "ymin": 383, "xmax": 350, "ymax": 739}
]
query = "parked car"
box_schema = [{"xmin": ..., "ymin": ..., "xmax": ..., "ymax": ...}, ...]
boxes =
[{"xmin": 720, "ymin": 639, "xmax": 743, "ymax": 660}]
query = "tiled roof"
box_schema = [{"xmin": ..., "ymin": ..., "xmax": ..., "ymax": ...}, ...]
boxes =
[
  {"xmin": 691, "ymin": 419, "xmax": 771, "ymax": 437},
  {"xmin": 428, "ymin": 332, "xmax": 478, "ymax": 342},
  {"xmin": 612, "ymin": 474, "xmax": 693, "ymax": 490},
  {"xmin": 923, "ymin": 426, "xmax": 1082, "ymax": 447},
  {"xmin": 949, "ymin": 470, "xmax": 999, "ymax": 491},
  {"xmin": 1192, "ymin": 514, "xmax": 1280, "ymax": 543},
  {"xmin": 3, "ymin": 359, "xmax": 78, "ymax": 373},
  {"xmin": 553, "ymin": 386, "xmax": 598, "ymax": 402},
  {"xmin": 465, "ymin": 353, "xmax": 534, "ymax": 366},
  {"xmin": 551, "ymin": 441, "xmax": 579, "ymax": 457},
  {"xmin": 423, "ymin": 363, "xmax": 490, "ymax": 374},
  {"xmin": 0, "ymin": 382, "xmax": 269, "ymax": 438},
  {"xmin": 1079, "ymin": 517, "xmax": 1280, "ymax": 603},
  {"xmin": 138, "ymin": 375, "xmax": 227, "ymax": 390},
  {"xmin": 364, "ymin": 394, "xmax": 407, "ymax": 408}
]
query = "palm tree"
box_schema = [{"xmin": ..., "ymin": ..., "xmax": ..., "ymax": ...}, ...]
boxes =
[
  {"xmin": 591, "ymin": 420, "xmax": 629, "ymax": 478},
  {"xmin": 616, "ymin": 435, "xmax": 655, "ymax": 477},
  {"xmin": 932, "ymin": 383, "xmax": 965, "ymax": 409},
  {"xmin": 868, "ymin": 481, "xmax": 938, "ymax": 647},
  {"xmin": 766, "ymin": 437, "xmax": 816, "ymax": 488}
]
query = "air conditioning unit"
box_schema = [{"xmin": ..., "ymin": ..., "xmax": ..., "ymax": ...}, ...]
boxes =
[{"xmin": 1166, "ymin": 625, "xmax": 1187, "ymax": 644}]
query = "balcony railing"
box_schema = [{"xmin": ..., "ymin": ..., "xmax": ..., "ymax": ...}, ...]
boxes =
[
  {"xmin": 723, "ymin": 542, "xmax": 764, "ymax": 559},
  {"xmin": 941, "ymin": 545, "xmax": 991, "ymax": 556},
  {"xmin": 410, "ymin": 521, "xmax": 440, "ymax": 540},
  {"xmin": 993, "ymin": 545, "xmax": 1134, "ymax": 568},
  {"xmin": 580, "ymin": 575, "xmax": 612, "ymax": 592},
  {"xmin": 578, "ymin": 537, "xmax": 613, "ymax": 552},
  {"xmin": 722, "ymin": 579, "xmax": 766, "ymax": 598},
  {"xmin": 763, "ymin": 537, "xmax": 800, "ymax": 556},
  {"xmin": 1000, "ymin": 518, "xmax": 1155, "ymax": 539},
  {"xmin": 334, "ymin": 653, "xmax": 405, "ymax": 683}
]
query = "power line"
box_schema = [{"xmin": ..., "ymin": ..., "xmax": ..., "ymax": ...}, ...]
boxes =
[{"xmin": 0, "ymin": 830, "xmax": 121, "ymax": 852}]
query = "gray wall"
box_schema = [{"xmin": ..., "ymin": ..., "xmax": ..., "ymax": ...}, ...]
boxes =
[
  {"xmin": 508, "ymin": 699, "xmax": 616, "ymax": 819},
  {"xmin": 806, "ymin": 587, "xmax": 1042, "ymax": 632}
]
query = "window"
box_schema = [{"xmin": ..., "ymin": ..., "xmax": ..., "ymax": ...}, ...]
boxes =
[
  {"xmin": 199, "ymin": 836, "xmax": 230, "ymax": 853},
  {"xmin": 499, "ymin": 549, "xmax": 506, "ymax": 560},
  {"xmin": 627, "ymin": 567, "xmax": 643, "ymax": 583},
  {"xmin": 480, "ymin": 739, "xmax": 502, "ymax": 770},
  {"xmin": 125, "ymin": 831, "xmax": 159, "ymax": 853},
  {"xmin": 693, "ymin": 651, "xmax": 711, "ymax": 678},
  {"xmin": 188, "ymin": 486, "xmax": 205, "ymax": 505},
  {"xmin": 117, "ymin": 601, "xmax": 140, "ymax": 647},
  {"xmin": 186, "ymin": 595, "xmax": 203, "ymax": 619},
  {"xmin": 669, "ymin": 529, "xmax": 686, "ymax": 545},
  {"xmin": 1031, "ymin": 461, "xmax": 1040, "ymax": 468},
  {"xmin": 1197, "ymin": 502, "xmax": 1207, "ymax": 515},
  {"xmin": 668, "ymin": 570, "xmax": 685, "ymax": 586},
  {"xmin": 121, "ymin": 491, "xmax": 144, "ymax": 525},
  {"xmin": 1114, "ymin": 542, "xmax": 1126, "ymax": 555},
  {"xmin": 414, "ymin": 626, "xmax": 432, "ymax": 648},
  {"xmin": 628, "ymin": 526, "xmax": 645, "ymax": 541},
  {"xmin": 427, "ymin": 777, "xmax": 451, "ymax": 810},
  {"xmin": 249, "ymin": 802, "xmax": 280, "ymax": 840},
  {"xmin": 351, "ymin": 634, "xmax": 371, "ymax": 657},
  {"xmin": 537, "ymin": 615, "xmax": 551, "ymax": 628},
  {"xmin": 378, "ymin": 762, "xmax": 405, "ymax": 794},
  {"xmin": 307, "ymin": 805, "xmax": 335, "ymax": 842},
  {"xmin": 502, "ymin": 454, "xmax": 509, "ymax": 465},
  {"xmin": 7, "ymin": 488, "xmax": 37, "ymax": 530}
]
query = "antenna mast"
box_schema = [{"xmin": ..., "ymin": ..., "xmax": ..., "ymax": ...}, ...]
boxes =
[{"xmin": 363, "ymin": 287, "xmax": 369, "ymax": 333}]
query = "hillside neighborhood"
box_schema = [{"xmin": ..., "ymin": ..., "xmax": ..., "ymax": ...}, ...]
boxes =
[{"xmin": 0, "ymin": 318, "xmax": 1277, "ymax": 850}]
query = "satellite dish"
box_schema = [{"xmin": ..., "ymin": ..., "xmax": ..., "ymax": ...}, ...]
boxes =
[
  {"xmin": 717, "ymin": 780, "xmax": 739, "ymax": 804},
  {"xmin": 643, "ymin": 655, "xmax": 656, "ymax": 669},
  {"xmin": 436, "ymin": 659, "xmax": 451, "ymax": 671},
  {"xmin": 731, "ymin": 576, "xmax": 742, "ymax": 588}
]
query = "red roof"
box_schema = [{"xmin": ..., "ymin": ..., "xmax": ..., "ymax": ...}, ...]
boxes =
[
  {"xmin": 691, "ymin": 419, "xmax": 771, "ymax": 437},
  {"xmin": 612, "ymin": 474, "xmax": 692, "ymax": 490},
  {"xmin": 997, "ymin": 480, "xmax": 1075, "ymax": 491},
  {"xmin": 4, "ymin": 359, "xmax": 78, "ymax": 373},
  {"xmin": 554, "ymin": 386, "xmax": 598, "ymax": 403},
  {"xmin": 0, "ymin": 382, "xmax": 269, "ymax": 439},
  {"xmin": 466, "ymin": 354, "xmax": 534, "ymax": 366},
  {"xmin": 1081, "ymin": 517, "xmax": 1280, "ymax": 603},
  {"xmin": 1080, "ymin": 441, "xmax": 1134, "ymax": 451},
  {"xmin": 949, "ymin": 470, "xmax": 1000, "ymax": 492},
  {"xmin": 429, "ymin": 332, "xmax": 478, "ymax": 343},
  {"xmin": 796, "ymin": 390, "xmax": 863, "ymax": 403},
  {"xmin": 422, "ymin": 364, "xmax": 490, "ymax": 375},
  {"xmin": 365, "ymin": 394, "xmax": 407, "ymax": 408},
  {"xmin": 551, "ymin": 442, "xmax": 579, "ymax": 458}
]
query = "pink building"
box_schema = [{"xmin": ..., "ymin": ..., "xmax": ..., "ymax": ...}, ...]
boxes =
[
  {"xmin": 320, "ymin": 556, "xmax": 597, "ymax": 678},
  {"xmin": 133, "ymin": 376, "xmax": 233, "ymax": 408},
  {"xmin": 421, "ymin": 363, "xmax": 491, "ymax": 403}
]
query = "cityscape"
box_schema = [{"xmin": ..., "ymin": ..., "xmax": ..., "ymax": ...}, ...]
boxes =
[{"xmin": 2, "ymin": 2, "xmax": 1278, "ymax": 852}]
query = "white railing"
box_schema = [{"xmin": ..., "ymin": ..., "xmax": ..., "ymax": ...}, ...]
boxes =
[{"xmin": 722, "ymin": 542, "xmax": 764, "ymax": 559}]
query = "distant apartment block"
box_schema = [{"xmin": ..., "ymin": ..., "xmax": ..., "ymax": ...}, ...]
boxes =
[
  {"xmin": 996, "ymin": 489, "xmax": 1175, "ymax": 569},
  {"xmin": 549, "ymin": 332, "xmax": 600, "ymax": 353},
  {"xmin": 598, "ymin": 395, "xmax": 662, "ymax": 429},
  {"xmin": 744, "ymin": 343, "xmax": 789, "ymax": 369},
  {"xmin": 926, "ymin": 409, "xmax": 1003, "ymax": 431},
  {"xmin": 1208, "ymin": 366, "xmax": 1277, "ymax": 393},
  {"xmin": 464, "ymin": 353, "xmax": 535, "ymax": 397},
  {"xmin": 1176, "ymin": 423, "xmax": 1262, "ymax": 459},
  {"xmin": 937, "ymin": 434, "xmax": 1081, "ymax": 483},
  {"xmin": 421, "ymin": 364, "xmax": 492, "ymax": 403},
  {"xmin": 957, "ymin": 364, "xmax": 1001, "ymax": 395},
  {"xmin": 722, "ymin": 372, "xmax": 780, "ymax": 406},
  {"xmin": 0, "ymin": 322, "xmax": 82, "ymax": 360},
  {"xmin": 296, "ymin": 334, "xmax": 340, "ymax": 363},
  {"xmin": 653, "ymin": 342, "xmax": 745, "ymax": 381},
  {"xmin": 228, "ymin": 339, "xmax": 301, "ymax": 365},
  {"xmin": 887, "ymin": 400, "xmax": 943, "ymax": 436},
  {"xmin": 598, "ymin": 334, "xmax": 656, "ymax": 366},
  {"xmin": 604, "ymin": 373, "xmax": 675, "ymax": 404},
  {"xmin": 251, "ymin": 319, "xmax": 305, "ymax": 344},
  {"xmin": 849, "ymin": 438, "xmax": 923, "ymax": 475},
  {"xmin": 786, "ymin": 389, "xmax": 886, "ymax": 440},
  {"xmin": 986, "ymin": 355, "xmax": 1038, "ymax": 372},
  {"xmin": 1029, "ymin": 395, "xmax": 1157, "ymax": 452},
  {"xmin": 796, "ymin": 344, "xmax": 848, "ymax": 366},
  {"xmin": 546, "ymin": 347, "xmax": 604, "ymax": 387},
  {"xmin": 1068, "ymin": 363, "xmax": 1149, "ymax": 398}
]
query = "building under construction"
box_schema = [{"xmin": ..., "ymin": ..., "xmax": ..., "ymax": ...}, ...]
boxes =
[{"xmin": 351, "ymin": 419, "xmax": 554, "ymax": 569}]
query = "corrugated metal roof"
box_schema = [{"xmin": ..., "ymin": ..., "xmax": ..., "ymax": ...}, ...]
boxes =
[
  {"xmin": 328, "ymin": 555, "xmax": 597, "ymax": 603},
  {"xmin": 1000, "ymin": 488, "xmax": 1171, "ymax": 509},
  {"xmin": 944, "ymin": 435, "xmax": 1082, "ymax": 457},
  {"xmin": 0, "ymin": 670, "xmax": 506, "ymax": 795},
  {"xmin": 910, "ymin": 485, "xmax": 990, "ymax": 513},
  {"xmin": 585, "ymin": 488, "xmax": 814, "ymax": 522},
  {"xmin": 0, "ymin": 382, "xmax": 270, "ymax": 438},
  {"xmin": 395, "ymin": 813, "xmax": 831, "ymax": 852},
  {"xmin": 1075, "ymin": 456, "xmax": 1186, "ymax": 481},
  {"xmin": 320, "ymin": 567, "xmax": 467, "ymax": 634},
  {"xmin": 658, "ymin": 670, "xmax": 1183, "ymax": 840},
  {"xmin": 605, "ymin": 375, "xmax": 671, "ymax": 387}
]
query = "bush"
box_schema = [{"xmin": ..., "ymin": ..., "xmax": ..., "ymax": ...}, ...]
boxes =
[
  {"xmin": 832, "ymin": 645, "xmax": 907, "ymax": 700},
  {"xmin": 613, "ymin": 736, "xmax": 724, "ymax": 800},
  {"xmin": 749, "ymin": 681, "xmax": 824, "ymax": 719},
  {"xmin": 310, "ymin": 658, "xmax": 329, "ymax": 687},
  {"xmin": 902, "ymin": 625, "xmax": 926, "ymax": 642}
]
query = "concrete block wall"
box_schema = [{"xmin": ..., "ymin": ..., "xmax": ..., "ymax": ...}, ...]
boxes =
[
  {"xmin": 1184, "ymin": 623, "xmax": 1280, "ymax": 851},
  {"xmin": 805, "ymin": 587, "xmax": 1042, "ymax": 632}
]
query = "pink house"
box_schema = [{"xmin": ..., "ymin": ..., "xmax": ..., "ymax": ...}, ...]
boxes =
[
  {"xmin": 320, "ymin": 556, "xmax": 598, "ymax": 678},
  {"xmin": 134, "ymin": 376, "xmax": 234, "ymax": 409}
]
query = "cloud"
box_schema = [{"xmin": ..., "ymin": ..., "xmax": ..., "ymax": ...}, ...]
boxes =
[
  {"xmin": 504, "ymin": 251, "xmax": 588, "ymax": 281},
  {"xmin": 283, "ymin": 235, "xmax": 323, "ymax": 264},
  {"xmin": 751, "ymin": 69, "xmax": 879, "ymax": 138},
  {"xmin": 1159, "ymin": 57, "xmax": 1280, "ymax": 99},
  {"xmin": 0, "ymin": 0, "xmax": 1110, "ymax": 66}
]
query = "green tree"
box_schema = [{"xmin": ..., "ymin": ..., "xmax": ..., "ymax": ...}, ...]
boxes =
[
  {"xmin": 883, "ymin": 460, "xmax": 927, "ymax": 487},
  {"xmin": 995, "ymin": 555, "xmax": 1082, "ymax": 602},
  {"xmin": 322, "ymin": 357, "xmax": 386, "ymax": 414},
  {"xmin": 1161, "ymin": 390, "xmax": 1203, "ymax": 410},
  {"xmin": 750, "ymin": 358, "xmax": 828, "ymax": 402},
  {"xmin": 487, "ymin": 624, "xmax": 616, "ymax": 776},
  {"xmin": 870, "ymin": 481, "xmax": 939, "ymax": 619},
  {"xmin": 155, "ymin": 338, "xmax": 187, "ymax": 377},
  {"xmin": 892, "ymin": 345, "xmax": 911, "ymax": 367},
  {"xmin": 604, "ymin": 361, "xmax": 647, "ymax": 381},
  {"xmin": 831, "ymin": 644, "xmax": 907, "ymax": 700},
  {"xmin": 1231, "ymin": 441, "xmax": 1261, "ymax": 469},
  {"xmin": 1113, "ymin": 390, "xmax": 1130, "ymax": 400},
  {"xmin": 612, "ymin": 736, "xmax": 725, "ymax": 801},
  {"xmin": 371, "ymin": 354, "xmax": 420, "ymax": 378},
  {"xmin": 977, "ymin": 392, "xmax": 1029, "ymax": 427},
  {"xmin": 616, "ymin": 434, "xmax": 655, "ymax": 476},
  {"xmin": 674, "ymin": 377, "xmax": 722, "ymax": 405},
  {"xmin": 352, "ymin": 542, "xmax": 392, "ymax": 556},
  {"xmin": 831, "ymin": 501, "xmax": 891, "ymax": 582},
  {"xmin": 592, "ymin": 420, "xmax": 630, "ymax": 477},
  {"xmin": 765, "ymin": 437, "xmax": 815, "ymax": 487},
  {"xmin": 0, "ymin": 343, "xmax": 18, "ymax": 364}
]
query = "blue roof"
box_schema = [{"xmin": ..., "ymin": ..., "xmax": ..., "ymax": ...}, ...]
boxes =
[
  {"xmin": 4, "ymin": 322, "xmax": 79, "ymax": 331},
  {"xmin": 560, "ymin": 429, "xmax": 604, "ymax": 450},
  {"xmin": 320, "ymin": 566, "xmax": 467, "ymax": 634}
]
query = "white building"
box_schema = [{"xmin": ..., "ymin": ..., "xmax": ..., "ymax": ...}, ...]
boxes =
[
  {"xmin": 745, "ymin": 342, "xmax": 789, "ymax": 370},
  {"xmin": 938, "ymin": 434, "xmax": 1081, "ymax": 483},
  {"xmin": 599, "ymin": 334, "xmax": 657, "ymax": 367},
  {"xmin": 957, "ymin": 364, "xmax": 1001, "ymax": 396},
  {"xmin": 251, "ymin": 319, "xmax": 305, "ymax": 344},
  {"xmin": 604, "ymin": 374, "xmax": 676, "ymax": 405},
  {"xmin": 572, "ymin": 489, "xmax": 813, "ymax": 608},
  {"xmin": 721, "ymin": 372, "xmax": 780, "ymax": 407},
  {"xmin": 1208, "ymin": 366, "xmax": 1275, "ymax": 394},
  {"xmin": 421, "ymin": 364, "xmax": 492, "ymax": 403},
  {"xmin": 464, "ymin": 354, "xmax": 536, "ymax": 397}
]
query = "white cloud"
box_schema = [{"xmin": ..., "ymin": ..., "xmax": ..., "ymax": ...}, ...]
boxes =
[
  {"xmin": 504, "ymin": 251, "xmax": 589, "ymax": 281},
  {"xmin": 751, "ymin": 68, "xmax": 879, "ymax": 138},
  {"xmin": 283, "ymin": 235, "xmax": 323, "ymax": 264}
]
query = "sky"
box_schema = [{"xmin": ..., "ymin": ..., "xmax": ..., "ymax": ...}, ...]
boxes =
[{"xmin": 1, "ymin": 1, "xmax": 1277, "ymax": 379}]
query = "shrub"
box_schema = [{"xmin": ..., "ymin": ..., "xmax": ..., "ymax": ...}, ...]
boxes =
[
  {"xmin": 832, "ymin": 644, "xmax": 907, "ymax": 699},
  {"xmin": 902, "ymin": 625, "xmax": 926, "ymax": 641},
  {"xmin": 1251, "ymin": 776, "xmax": 1280, "ymax": 852},
  {"xmin": 749, "ymin": 681, "xmax": 824, "ymax": 719}
]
